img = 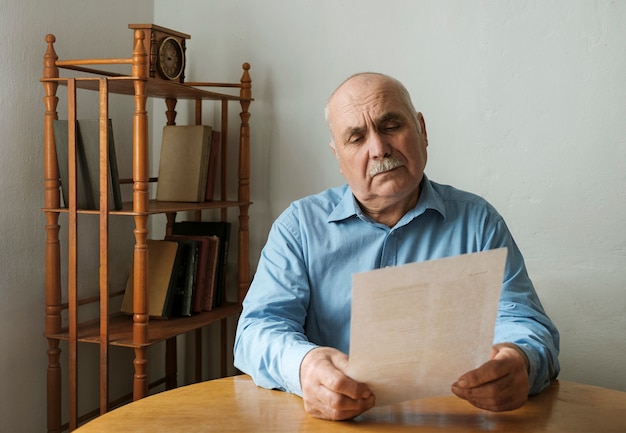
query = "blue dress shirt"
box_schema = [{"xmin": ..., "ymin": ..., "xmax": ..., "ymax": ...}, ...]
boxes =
[{"xmin": 234, "ymin": 176, "xmax": 560, "ymax": 397}]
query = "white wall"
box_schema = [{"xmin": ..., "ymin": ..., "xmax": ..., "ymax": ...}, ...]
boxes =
[
  {"xmin": 1, "ymin": 1, "xmax": 624, "ymax": 432},
  {"xmin": 0, "ymin": 1, "xmax": 153, "ymax": 431},
  {"xmin": 155, "ymin": 0, "xmax": 626, "ymax": 392}
]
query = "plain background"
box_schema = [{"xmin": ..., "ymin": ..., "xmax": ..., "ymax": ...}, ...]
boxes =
[{"xmin": 1, "ymin": 1, "xmax": 624, "ymax": 431}]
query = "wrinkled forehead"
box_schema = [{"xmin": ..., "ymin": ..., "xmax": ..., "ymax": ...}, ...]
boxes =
[{"xmin": 330, "ymin": 77, "xmax": 407, "ymax": 120}]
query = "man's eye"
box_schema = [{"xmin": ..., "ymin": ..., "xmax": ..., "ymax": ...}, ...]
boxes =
[
  {"xmin": 383, "ymin": 123, "xmax": 401, "ymax": 131},
  {"xmin": 348, "ymin": 135, "xmax": 364, "ymax": 144}
]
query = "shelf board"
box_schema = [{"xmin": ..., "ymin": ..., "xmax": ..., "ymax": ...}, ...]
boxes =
[
  {"xmin": 46, "ymin": 302, "xmax": 242, "ymax": 348},
  {"xmin": 41, "ymin": 75, "xmax": 251, "ymax": 102},
  {"xmin": 42, "ymin": 199, "xmax": 252, "ymax": 216}
]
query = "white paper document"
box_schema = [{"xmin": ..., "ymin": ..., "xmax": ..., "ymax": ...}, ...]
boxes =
[{"xmin": 347, "ymin": 248, "xmax": 507, "ymax": 406}]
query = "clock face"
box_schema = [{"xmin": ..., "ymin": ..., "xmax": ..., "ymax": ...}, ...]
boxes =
[{"xmin": 157, "ymin": 37, "xmax": 184, "ymax": 81}]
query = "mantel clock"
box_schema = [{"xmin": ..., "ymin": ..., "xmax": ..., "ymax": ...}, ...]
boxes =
[{"xmin": 128, "ymin": 23, "xmax": 190, "ymax": 83}]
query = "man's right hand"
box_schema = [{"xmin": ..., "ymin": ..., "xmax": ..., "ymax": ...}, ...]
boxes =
[{"xmin": 299, "ymin": 347, "xmax": 375, "ymax": 420}]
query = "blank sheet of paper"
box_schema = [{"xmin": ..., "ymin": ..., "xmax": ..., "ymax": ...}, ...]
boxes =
[{"xmin": 347, "ymin": 248, "xmax": 507, "ymax": 406}]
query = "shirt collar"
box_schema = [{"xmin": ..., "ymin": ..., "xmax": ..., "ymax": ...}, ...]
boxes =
[
  {"xmin": 406, "ymin": 174, "xmax": 447, "ymax": 222},
  {"xmin": 327, "ymin": 174, "xmax": 447, "ymax": 224},
  {"xmin": 327, "ymin": 186, "xmax": 357, "ymax": 223}
]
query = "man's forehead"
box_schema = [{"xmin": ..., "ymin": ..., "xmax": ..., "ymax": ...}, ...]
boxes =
[
  {"xmin": 333, "ymin": 75, "xmax": 396, "ymax": 103},
  {"xmin": 335, "ymin": 100, "xmax": 410, "ymax": 136},
  {"xmin": 331, "ymin": 84, "xmax": 405, "ymax": 122}
]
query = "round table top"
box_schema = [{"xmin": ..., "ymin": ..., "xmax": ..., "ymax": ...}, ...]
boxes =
[{"xmin": 75, "ymin": 375, "xmax": 626, "ymax": 432}]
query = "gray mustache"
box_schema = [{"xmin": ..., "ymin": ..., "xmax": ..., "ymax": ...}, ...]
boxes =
[{"xmin": 369, "ymin": 157, "xmax": 404, "ymax": 177}]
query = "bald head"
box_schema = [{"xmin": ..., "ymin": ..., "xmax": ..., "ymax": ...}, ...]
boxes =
[{"xmin": 325, "ymin": 73, "xmax": 420, "ymax": 144}]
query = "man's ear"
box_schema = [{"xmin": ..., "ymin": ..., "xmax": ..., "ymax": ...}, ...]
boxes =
[
  {"xmin": 417, "ymin": 112, "xmax": 428, "ymax": 145},
  {"xmin": 329, "ymin": 141, "xmax": 339, "ymax": 160},
  {"xmin": 329, "ymin": 142, "xmax": 344, "ymax": 174}
]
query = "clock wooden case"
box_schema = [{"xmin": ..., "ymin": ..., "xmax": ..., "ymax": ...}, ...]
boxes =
[{"xmin": 128, "ymin": 23, "xmax": 190, "ymax": 83}]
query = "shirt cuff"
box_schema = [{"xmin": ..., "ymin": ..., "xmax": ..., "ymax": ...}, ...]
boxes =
[
  {"xmin": 281, "ymin": 342, "xmax": 318, "ymax": 396},
  {"xmin": 514, "ymin": 343, "xmax": 543, "ymax": 393}
]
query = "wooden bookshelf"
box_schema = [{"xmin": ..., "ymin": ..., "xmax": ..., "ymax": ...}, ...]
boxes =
[{"xmin": 41, "ymin": 25, "xmax": 252, "ymax": 432}]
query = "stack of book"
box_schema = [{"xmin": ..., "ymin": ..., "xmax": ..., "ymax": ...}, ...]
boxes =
[
  {"xmin": 53, "ymin": 121, "xmax": 222, "ymax": 209},
  {"xmin": 52, "ymin": 119, "xmax": 123, "ymax": 210},
  {"xmin": 121, "ymin": 221, "xmax": 231, "ymax": 318},
  {"xmin": 156, "ymin": 125, "xmax": 221, "ymax": 203}
]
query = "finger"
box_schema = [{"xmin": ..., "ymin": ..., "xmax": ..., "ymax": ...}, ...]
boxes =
[
  {"xmin": 456, "ymin": 344, "xmax": 529, "ymax": 390},
  {"xmin": 320, "ymin": 371, "xmax": 373, "ymax": 400},
  {"xmin": 454, "ymin": 358, "xmax": 510, "ymax": 389},
  {"xmin": 451, "ymin": 359, "xmax": 529, "ymax": 411},
  {"xmin": 461, "ymin": 381, "xmax": 527, "ymax": 412},
  {"xmin": 452, "ymin": 376, "xmax": 510, "ymax": 410},
  {"xmin": 310, "ymin": 349, "xmax": 373, "ymax": 401},
  {"xmin": 300, "ymin": 347, "xmax": 376, "ymax": 420},
  {"xmin": 305, "ymin": 386, "xmax": 375, "ymax": 420}
]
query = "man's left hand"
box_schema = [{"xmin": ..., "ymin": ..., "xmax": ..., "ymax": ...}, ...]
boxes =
[{"xmin": 451, "ymin": 343, "xmax": 530, "ymax": 411}]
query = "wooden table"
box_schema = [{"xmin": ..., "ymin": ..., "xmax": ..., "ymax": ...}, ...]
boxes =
[{"xmin": 75, "ymin": 375, "xmax": 626, "ymax": 432}]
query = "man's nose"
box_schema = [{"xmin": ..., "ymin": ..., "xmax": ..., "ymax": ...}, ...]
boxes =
[{"xmin": 367, "ymin": 133, "xmax": 391, "ymax": 159}]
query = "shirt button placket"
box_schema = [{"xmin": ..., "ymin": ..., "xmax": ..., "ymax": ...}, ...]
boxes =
[{"xmin": 380, "ymin": 229, "xmax": 398, "ymax": 268}]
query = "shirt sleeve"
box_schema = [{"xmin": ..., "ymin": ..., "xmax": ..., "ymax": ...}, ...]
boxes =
[
  {"xmin": 487, "ymin": 216, "xmax": 561, "ymax": 394},
  {"xmin": 233, "ymin": 209, "xmax": 316, "ymax": 396}
]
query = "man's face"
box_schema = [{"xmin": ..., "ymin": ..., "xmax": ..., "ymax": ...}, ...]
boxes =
[{"xmin": 327, "ymin": 75, "xmax": 428, "ymax": 207}]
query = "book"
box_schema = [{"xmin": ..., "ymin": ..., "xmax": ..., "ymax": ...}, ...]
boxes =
[
  {"xmin": 53, "ymin": 119, "xmax": 123, "ymax": 210},
  {"xmin": 205, "ymin": 130, "xmax": 221, "ymax": 201},
  {"xmin": 202, "ymin": 236, "xmax": 220, "ymax": 311},
  {"xmin": 121, "ymin": 239, "xmax": 182, "ymax": 318},
  {"xmin": 156, "ymin": 125, "xmax": 212, "ymax": 202},
  {"xmin": 168, "ymin": 239, "xmax": 199, "ymax": 317},
  {"xmin": 165, "ymin": 233, "xmax": 220, "ymax": 312},
  {"xmin": 172, "ymin": 221, "xmax": 230, "ymax": 308}
]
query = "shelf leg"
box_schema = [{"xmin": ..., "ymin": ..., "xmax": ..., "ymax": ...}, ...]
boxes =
[
  {"xmin": 133, "ymin": 347, "xmax": 148, "ymax": 400},
  {"xmin": 220, "ymin": 318, "xmax": 228, "ymax": 377},
  {"xmin": 43, "ymin": 33, "xmax": 62, "ymax": 433},
  {"xmin": 130, "ymin": 27, "xmax": 150, "ymax": 402},
  {"xmin": 166, "ymin": 337, "xmax": 178, "ymax": 390},
  {"xmin": 46, "ymin": 339, "xmax": 62, "ymax": 433},
  {"xmin": 195, "ymin": 329, "xmax": 203, "ymax": 382}
]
